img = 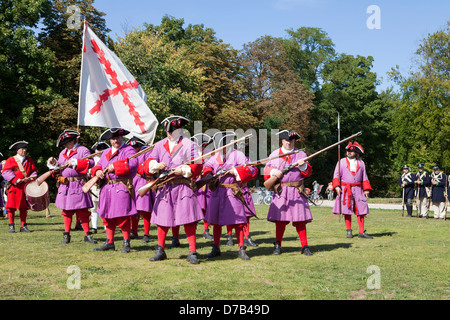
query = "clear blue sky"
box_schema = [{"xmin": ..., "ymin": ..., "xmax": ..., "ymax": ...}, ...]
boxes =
[{"xmin": 93, "ymin": 0, "xmax": 449, "ymax": 92}]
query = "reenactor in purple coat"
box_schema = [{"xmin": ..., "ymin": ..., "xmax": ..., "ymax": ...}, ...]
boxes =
[
  {"xmin": 332, "ymin": 141, "xmax": 373, "ymax": 239},
  {"xmin": 191, "ymin": 133, "xmax": 214, "ymax": 240},
  {"xmin": 126, "ymin": 136, "xmax": 154, "ymax": 243},
  {"xmin": 47, "ymin": 130, "xmax": 96, "ymax": 244},
  {"xmin": 91, "ymin": 128, "xmax": 138, "ymax": 253},
  {"xmin": 144, "ymin": 116, "xmax": 204, "ymax": 264},
  {"xmin": 204, "ymin": 131, "xmax": 258, "ymax": 260},
  {"xmin": 263, "ymin": 130, "xmax": 314, "ymax": 256},
  {"xmin": 0, "ymin": 152, "xmax": 4, "ymax": 210},
  {"xmin": 88, "ymin": 142, "xmax": 110, "ymax": 234}
]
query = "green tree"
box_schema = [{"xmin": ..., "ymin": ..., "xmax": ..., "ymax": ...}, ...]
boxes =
[
  {"xmin": 240, "ymin": 35, "xmax": 313, "ymax": 145},
  {"xmin": 113, "ymin": 26, "xmax": 206, "ymax": 140},
  {"xmin": 390, "ymin": 22, "xmax": 450, "ymax": 174},
  {"xmin": 37, "ymin": 0, "xmax": 110, "ymax": 144},
  {"xmin": 144, "ymin": 16, "xmax": 257, "ymax": 131},
  {"xmin": 309, "ymin": 53, "xmax": 394, "ymax": 195},
  {"xmin": 283, "ymin": 27, "xmax": 336, "ymax": 92},
  {"xmin": 0, "ymin": 0, "xmax": 56, "ymax": 160}
]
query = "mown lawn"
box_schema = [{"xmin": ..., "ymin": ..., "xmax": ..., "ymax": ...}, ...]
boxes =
[{"xmin": 0, "ymin": 203, "xmax": 448, "ymax": 300}]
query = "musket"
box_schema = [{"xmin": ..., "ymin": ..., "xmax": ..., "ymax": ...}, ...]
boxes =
[
  {"xmin": 137, "ymin": 134, "xmax": 253, "ymax": 197},
  {"xmin": 415, "ymin": 178, "xmax": 420, "ymax": 218},
  {"xmin": 445, "ymin": 176, "xmax": 448, "ymax": 221},
  {"xmin": 401, "ymin": 186, "xmax": 405, "ymax": 217},
  {"xmin": 36, "ymin": 150, "xmax": 104, "ymax": 186},
  {"xmin": 264, "ymin": 131, "xmax": 363, "ymax": 192},
  {"xmin": 82, "ymin": 143, "xmax": 155, "ymax": 194},
  {"xmin": 195, "ymin": 149, "xmax": 303, "ymax": 190},
  {"xmin": 338, "ymin": 114, "xmax": 342, "ymax": 222}
]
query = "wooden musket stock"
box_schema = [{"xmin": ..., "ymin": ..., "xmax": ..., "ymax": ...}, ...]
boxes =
[
  {"xmin": 82, "ymin": 144, "xmax": 155, "ymax": 194},
  {"xmin": 264, "ymin": 132, "xmax": 362, "ymax": 192},
  {"xmin": 36, "ymin": 151, "xmax": 104, "ymax": 186}
]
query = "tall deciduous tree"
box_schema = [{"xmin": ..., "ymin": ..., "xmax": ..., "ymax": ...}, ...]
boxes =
[
  {"xmin": 0, "ymin": 0, "xmax": 56, "ymax": 158},
  {"xmin": 310, "ymin": 53, "xmax": 394, "ymax": 195},
  {"xmin": 113, "ymin": 26, "xmax": 206, "ymax": 139},
  {"xmin": 390, "ymin": 21, "xmax": 450, "ymax": 173},
  {"xmin": 144, "ymin": 16, "xmax": 257, "ymax": 131},
  {"xmin": 283, "ymin": 27, "xmax": 336, "ymax": 92},
  {"xmin": 240, "ymin": 35, "xmax": 313, "ymax": 145},
  {"xmin": 37, "ymin": 0, "xmax": 110, "ymax": 143}
]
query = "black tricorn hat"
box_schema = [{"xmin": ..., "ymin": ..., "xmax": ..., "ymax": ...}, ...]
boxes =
[
  {"xmin": 91, "ymin": 142, "xmax": 110, "ymax": 151},
  {"xmin": 417, "ymin": 163, "xmax": 425, "ymax": 168},
  {"xmin": 9, "ymin": 141, "xmax": 28, "ymax": 150},
  {"xmin": 346, "ymin": 141, "xmax": 365, "ymax": 155},
  {"xmin": 432, "ymin": 164, "xmax": 440, "ymax": 170},
  {"xmin": 161, "ymin": 116, "xmax": 189, "ymax": 133},
  {"xmin": 126, "ymin": 136, "xmax": 146, "ymax": 149},
  {"xmin": 99, "ymin": 128, "xmax": 130, "ymax": 140},
  {"xmin": 277, "ymin": 130, "xmax": 300, "ymax": 141},
  {"xmin": 191, "ymin": 133, "xmax": 212, "ymax": 148},
  {"xmin": 56, "ymin": 130, "xmax": 80, "ymax": 148},
  {"xmin": 212, "ymin": 131, "xmax": 236, "ymax": 150}
]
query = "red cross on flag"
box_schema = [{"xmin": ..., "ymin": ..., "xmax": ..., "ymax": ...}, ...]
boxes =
[{"xmin": 78, "ymin": 22, "xmax": 158, "ymax": 144}]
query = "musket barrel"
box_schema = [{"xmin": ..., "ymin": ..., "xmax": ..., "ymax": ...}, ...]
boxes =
[{"xmin": 264, "ymin": 132, "xmax": 362, "ymax": 192}]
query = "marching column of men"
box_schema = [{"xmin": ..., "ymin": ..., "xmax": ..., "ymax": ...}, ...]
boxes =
[
  {"xmin": 398, "ymin": 163, "xmax": 448, "ymax": 219},
  {"xmin": 2, "ymin": 119, "xmax": 448, "ymax": 264}
]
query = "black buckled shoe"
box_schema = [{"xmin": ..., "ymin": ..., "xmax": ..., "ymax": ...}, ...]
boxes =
[
  {"xmin": 84, "ymin": 232, "xmax": 98, "ymax": 244},
  {"xmin": 186, "ymin": 251, "xmax": 199, "ymax": 264},
  {"xmin": 301, "ymin": 245, "xmax": 313, "ymax": 256},
  {"xmin": 168, "ymin": 237, "xmax": 180, "ymax": 248},
  {"xmin": 273, "ymin": 241, "xmax": 282, "ymax": 255},
  {"xmin": 244, "ymin": 236, "xmax": 258, "ymax": 247},
  {"xmin": 206, "ymin": 244, "xmax": 221, "ymax": 258},
  {"xmin": 130, "ymin": 230, "xmax": 137, "ymax": 240},
  {"xmin": 358, "ymin": 230, "xmax": 373, "ymax": 239},
  {"xmin": 141, "ymin": 234, "xmax": 150, "ymax": 243},
  {"xmin": 8, "ymin": 224, "xmax": 15, "ymax": 233},
  {"xmin": 20, "ymin": 224, "xmax": 33, "ymax": 232},
  {"xmin": 238, "ymin": 246, "xmax": 250, "ymax": 260},
  {"xmin": 226, "ymin": 234, "xmax": 234, "ymax": 246},
  {"xmin": 61, "ymin": 232, "xmax": 71, "ymax": 244},
  {"xmin": 203, "ymin": 229, "xmax": 213, "ymax": 240},
  {"xmin": 121, "ymin": 239, "xmax": 131, "ymax": 253},
  {"xmin": 149, "ymin": 245, "xmax": 167, "ymax": 261},
  {"xmin": 94, "ymin": 240, "xmax": 115, "ymax": 252},
  {"xmin": 346, "ymin": 229, "xmax": 353, "ymax": 238}
]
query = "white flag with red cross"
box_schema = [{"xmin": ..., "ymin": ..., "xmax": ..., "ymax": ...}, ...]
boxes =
[{"xmin": 78, "ymin": 22, "xmax": 158, "ymax": 144}]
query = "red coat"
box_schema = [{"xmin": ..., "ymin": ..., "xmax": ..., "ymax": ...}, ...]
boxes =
[{"xmin": 1, "ymin": 156, "xmax": 37, "ymax": 209}]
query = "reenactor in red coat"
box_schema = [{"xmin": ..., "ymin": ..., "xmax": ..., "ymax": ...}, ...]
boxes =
[{"xmin": 1, "ymin": 141, "xmax": 37, "ymax": 233}]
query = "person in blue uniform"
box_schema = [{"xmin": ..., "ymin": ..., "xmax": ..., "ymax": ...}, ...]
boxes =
[
  {"xmin": 430, "ymin": 165, "xmax": 447, "ymax": 220},
  {"xmin": 398, "ymin": 165, "xmax": 415, "ymax": 217}
]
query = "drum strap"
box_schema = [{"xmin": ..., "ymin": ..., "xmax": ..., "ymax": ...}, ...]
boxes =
[
  {"xmin": 5, "ymin": 156, "xmax": 28, "ymax": 195},
  {"xmin": 13, "ymin": 156, "xmax": 28, "ymax": 178}
]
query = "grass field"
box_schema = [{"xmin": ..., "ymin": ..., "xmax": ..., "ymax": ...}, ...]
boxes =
[{"xmin": 0, "ymin": 203, "xmax": 448, "ymax": 300}]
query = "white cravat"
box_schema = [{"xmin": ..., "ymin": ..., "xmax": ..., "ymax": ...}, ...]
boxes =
[
  {"xmin": 16, "ymin": 155, "xmax": 25, "ymax": 163},
  {"xmin": 66, "ymin": 143, "xmax": 78, "ymax": 156},
  {"xmin": 348, "ymin": 157, "xmax": 357, "ymax": 172},
  {"xmin": 168, "ymin": 137, "xmax": 179, "ymax": 152},
  {"xmin": 111, "ymin": 142, "xmax": 124, "ymax": 155}
]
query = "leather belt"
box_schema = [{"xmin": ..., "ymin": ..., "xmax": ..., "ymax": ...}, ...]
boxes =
[{"xmin": 107, "ymin": 178, "xmax": 134, "ymax": 197}]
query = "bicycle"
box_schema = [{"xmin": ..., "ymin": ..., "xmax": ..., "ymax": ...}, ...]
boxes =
[{"xmin": 263, "ymin": 191, "xmax": 273, "ymax": 205}]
